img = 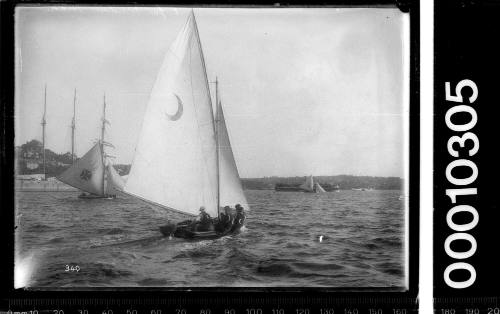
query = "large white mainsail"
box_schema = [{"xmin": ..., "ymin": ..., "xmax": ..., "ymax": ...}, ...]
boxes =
[
  {"xmin": 217, "ymin": 100, "xmax": 248, "ymax": 210},
  {"xmin": 57, "ymin": 143, "xmax": 105, "ymax": 195},
  {"xmin": 124, "ymin": 12, "xmax": 218, "ymax": 217}
]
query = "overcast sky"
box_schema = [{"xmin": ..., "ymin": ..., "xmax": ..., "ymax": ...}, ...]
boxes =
[{"xmin": 15, "ymin": 7, "xmax": 409, "ymax": 178}]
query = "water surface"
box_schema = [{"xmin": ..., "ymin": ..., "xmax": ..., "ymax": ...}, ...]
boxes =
[{"xmin": 15, "ymin": 189, "xmax": 406, "ymax": 288}]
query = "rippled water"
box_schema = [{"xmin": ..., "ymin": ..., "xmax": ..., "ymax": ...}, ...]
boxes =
[{"xmin": 15, "ymin": 189, "xmax": 406, "ymax": 288}]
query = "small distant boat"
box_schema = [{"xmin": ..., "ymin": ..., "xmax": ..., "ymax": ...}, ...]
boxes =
[
  {"xmin": 301, "ymin": 176, "xmax": 326, "ymax": 193},
  {"xmin": 275, "ymin": 175, "xmax": 327, "ymax": 193},
  {"xmin": 123, "ymin": 11, "xmax": 248, "ymax": 240},
  {"xmin": 57, "ymin": 95, "xmax": 124, "ymax": 199},
  {"xmin": 352, "ymin": 187, "xmax": 373, "ymax": 191},
  {"xmin": 314, "ymin": 182, "xmax": 326, "ymax": 193}
]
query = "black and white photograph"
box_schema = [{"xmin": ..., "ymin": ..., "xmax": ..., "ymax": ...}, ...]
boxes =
[{"xmin": 14, "ymin": 6, "xmax": 410, "ymax": 289}]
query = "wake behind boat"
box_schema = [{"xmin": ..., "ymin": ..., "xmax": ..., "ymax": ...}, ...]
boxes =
[{"xmin": 123, "ymin": 11, "xmax": 249, "ymax": 240}]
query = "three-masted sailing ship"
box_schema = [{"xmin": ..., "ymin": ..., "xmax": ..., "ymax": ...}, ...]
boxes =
[
  {"xmin": 123, "ymin": 11, "xmax": 248, "ymax": 239},
  {"xmin": 57, "ymin": 93, "xmax": 124, "ymax": 199}
]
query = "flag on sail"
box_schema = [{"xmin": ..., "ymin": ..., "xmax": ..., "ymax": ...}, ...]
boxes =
[
  {"xmin": 57, "ymin": 143, "xmax": 104, "ymax": 195},
  {"xmin": 217, "ymin": 100, "xmax": 249, "ymax": 210},
  {"xmin": 124, "ymin": 12, "xmax": 218, "ymax": 217}
]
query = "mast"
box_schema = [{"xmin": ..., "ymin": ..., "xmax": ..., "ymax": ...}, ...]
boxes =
[
  {"xmin": 41, "ymin": 85, "xmax": 47, "ymax": 180},
  {"xmin": 193, "ymin": 11, "xmax": 220, "ymax": 216},
  {"xmin": 123, "ymin": 12, "xmax": 226, "ymax": 217},
  {"xmin": 71, "ymin": 88, "xmax": 76, "ymax": 164},
  {"xmin": 101, "ymin": 94, "xmax": 106, "ymax": 195},
  {"xmin": 215, "ymin": 76, "xmax": 220, "ymax": 218}
]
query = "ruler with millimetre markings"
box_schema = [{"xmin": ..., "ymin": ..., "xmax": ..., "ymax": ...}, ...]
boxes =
[{"xmin": 3, "ymin": 296, "xmax": 418, "ymax": 314}]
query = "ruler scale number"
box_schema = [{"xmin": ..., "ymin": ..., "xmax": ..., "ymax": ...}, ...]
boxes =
[{"xmin": 434, "ymin": 296, "xmax": 500, "ymax": 313}]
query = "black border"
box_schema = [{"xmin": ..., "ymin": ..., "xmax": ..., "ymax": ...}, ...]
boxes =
[
  {"xmin": 434, "ymin": 0, "xmax": 500, "ymax": 304},
  {"xmin": 1, "ymin": 0, "xmax": 419, "ymax": 311}
]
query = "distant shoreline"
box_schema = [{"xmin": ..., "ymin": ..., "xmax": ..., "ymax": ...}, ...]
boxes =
[
  {"xmin": 14, "ymin": 175, "xmax": 403, "ymax": 192},
  {"xmin": 241, "ymin": 175, "xmax": 403, "ymax": 191},
  {"xmin": 16, "ymin": 140, "xmax": 404, "ymax": 191}
]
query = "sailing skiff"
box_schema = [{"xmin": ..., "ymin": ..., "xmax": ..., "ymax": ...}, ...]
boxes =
[{"xmin": 123, "ymin": 11, "xmax": 249, "ymax": 239}]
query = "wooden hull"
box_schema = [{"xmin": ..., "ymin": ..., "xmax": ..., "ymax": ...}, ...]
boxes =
[
  {"xmin": 78, "ymin": 193, "xmax": 116, "ymax": 199},
  {"xmin": 159, "ymin": 217, "xmax": 245, "ymax": 240}
]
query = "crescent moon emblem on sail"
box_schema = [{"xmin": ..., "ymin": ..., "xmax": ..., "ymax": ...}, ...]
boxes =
[{"xmin": 166, "ymin": 94, "xmax": 183, "ymax": 121}]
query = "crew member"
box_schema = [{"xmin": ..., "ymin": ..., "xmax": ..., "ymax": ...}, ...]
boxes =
[
  {"xmin": 215, "ymin": 206, "xmax": 233, "ymax": 232},
  {"xmin": 231, "ymin": 204, "xmax": 246, "ymax": 232},
  {"xmin": 198, "ymin": 206, "xmax": 210, "ymax": 221},
  {"xmin": 195, "ymin": 206, "xmax": 213, "ymax": 231},
  {"xmin": 223, "ymin": 206, "xmax": 234, "ymax": 222}
]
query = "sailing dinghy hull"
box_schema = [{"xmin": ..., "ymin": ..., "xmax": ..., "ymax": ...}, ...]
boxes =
[
  {"xmin": 159, "ymin": 217, "xmax": 245, "ymax": 240},
  {"xmin": 78, "ymin": 193, "xmax": 116, "ymax": 200}
]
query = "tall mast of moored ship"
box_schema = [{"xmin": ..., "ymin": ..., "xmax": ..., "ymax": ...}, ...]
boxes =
[
  {"xmin": 71, "ymin": 88, "xmax": 76, "ymax": 164},
  {"xmin": 215, "ymin": 76, "xmax": 220, "ymax": 218},
  {"xmin": 41, "ymin": 84, "xmax": 47, "ymax": 180},
  {"xmin": 101, "ymin": 94, "xmax": 107, "ymax": 195}
]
